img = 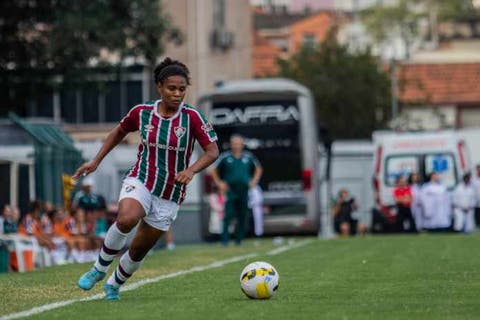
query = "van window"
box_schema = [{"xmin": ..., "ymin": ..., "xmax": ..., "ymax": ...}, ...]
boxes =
[
  {"xmin": 385, "ymin": 153, "xmax": 458, "ymax": 189},
  {"xmin": 385, "ymin": 155, "xmax": 419, "ymax": 186},
  {"xmin": 425, "ymin": 154, "xmax": 456, "ymax": 189}
]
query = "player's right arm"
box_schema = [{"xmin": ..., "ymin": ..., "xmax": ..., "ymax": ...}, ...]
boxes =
[
  {"xmin": 73, "ymin": 125, "xmax": 128, "ymax": 179},
  {"xmin": 73, "ymin": 105, "xmax": 143, "ymax": 179}
]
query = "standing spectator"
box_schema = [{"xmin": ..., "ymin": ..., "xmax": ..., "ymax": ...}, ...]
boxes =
[
  {"xmin": 248, "ymin": 185, "xmax": 264, "ymax": 238},
  {"xmin": 393, "ymin": 175, "xmax": 416, "ymax": 233},
  {"xmin": 73, "ymin": 178, "xmax": 101, "ymax": 234},
  {"xmin": 208, "ymin": 185, "xmax": 225, "ymax": 237},
  {"xmin": 332, "ymin": 189, "xmax": 358, "ymax": 236},
  {"xmin": 210, "ymin": 134, "xmax": 263, "ymax": 246},
  {"xmin": 420, "ymin": 172, "xmax": 452, "ymax": 231},
  {"xmin": 452, "ymin": 173, "xmax": 476, "ymax": 233},
  {"xmin": 409, "ymin": 172, "xmax": 423, "ymax": 231},
  {"xmin": 471, "ymin": 164, "xmax": 480, "ymax": 229}
]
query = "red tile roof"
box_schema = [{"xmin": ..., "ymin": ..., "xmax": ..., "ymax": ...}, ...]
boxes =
[
  {"xmin": 398, "ymin": 63, "xmax": 480, "ymax": 105},
  {"xmin": 252, "ymin": 33, "xmax": 283, "ymax": 77}
]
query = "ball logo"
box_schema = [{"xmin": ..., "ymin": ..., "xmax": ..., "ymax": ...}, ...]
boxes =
[{"xmin": 174, "ymin": 126, "xmax": 186, "ymax": 138}]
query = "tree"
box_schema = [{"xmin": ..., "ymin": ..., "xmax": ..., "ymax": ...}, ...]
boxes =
[
  {"xmin": 277, "ymin": 29, "xmax": 391, "ymax": 139},
  {"xmin": 0, "ymin": 0, "xmax": 181, "ymax": 116},
  {"xmin": 361, "ymin": 0, "xmax": 424, "ymax": 60}
]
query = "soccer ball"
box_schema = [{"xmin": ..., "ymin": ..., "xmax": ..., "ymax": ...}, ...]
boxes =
[{"xmin": 239, "ymin": 261, "xmax": 279, "ymax": 299}]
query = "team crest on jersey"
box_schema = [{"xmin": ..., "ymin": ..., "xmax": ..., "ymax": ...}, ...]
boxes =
[
  {"xmin": 144, "ymin": 124, "xmax": 154, "ymax": 133},
  {"xmin": 174, "ymin": 126, "xmax": 186, "ymax": 138}
]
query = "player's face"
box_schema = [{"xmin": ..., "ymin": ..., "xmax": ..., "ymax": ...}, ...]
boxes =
[{"xmin": 157, "ymin": 75, "xmax": 187, "ymax": 109}]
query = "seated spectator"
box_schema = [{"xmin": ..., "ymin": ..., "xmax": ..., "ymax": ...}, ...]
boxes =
[
  {"xmin": 453, "ymin": 173, "xmax": 476, "ymax": 233},
  {"xmin": 420, "ymin": 172, "xmax": 452, "ymax": 231},
  {"xmin": 393, "ymin": 175, "xmax": 417, "ymax": 233},
  {"xmin": 333, "ymin": 189, "xmax": 358, "ymax": 236},
  {"xmin": 18, "ymin": 200, "xmax": 55, "ymax": 250},
  {"xmin": 3, "ymin": 204, "xmax": 19, "ymax": 234}
]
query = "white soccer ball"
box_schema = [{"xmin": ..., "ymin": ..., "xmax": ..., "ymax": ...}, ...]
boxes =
[{"xmin": 239, "ymin": 261, "xmax": 279, "ymax": 299}]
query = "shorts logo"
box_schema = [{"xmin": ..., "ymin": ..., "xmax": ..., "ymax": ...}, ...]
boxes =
[
  {"xmin": 201, "ymin": 123, "xmax": 213, "ymax": 133},
  {"xmin": 125, "ymin": 185, "xmax": 135, "ymax": 193},
  {"xmin": 144, "ymin": 124, "xmax": 154, "ymax": 133},
  {"xmin": 174, "ymin": 126, "xmax": 186, "ymax": 138}
]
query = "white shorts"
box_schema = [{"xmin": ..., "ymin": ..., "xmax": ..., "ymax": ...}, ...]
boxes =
[{"xmin": 119, "ymin": 177, "xmax": 179, "ymax": 231}]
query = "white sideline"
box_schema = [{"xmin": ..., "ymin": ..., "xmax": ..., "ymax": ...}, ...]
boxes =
[{"xmin": 0, "ymin": 239, "xmax": 314, "ymax": 320}]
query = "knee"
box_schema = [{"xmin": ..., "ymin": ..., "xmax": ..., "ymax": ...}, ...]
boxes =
[{"xmin": 116, "ymin": 215, "xmax": 140, "ymax": 233}]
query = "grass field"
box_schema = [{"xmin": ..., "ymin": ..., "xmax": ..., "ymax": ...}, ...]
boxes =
[{"xmin": 1, "ymin": 234, "xmax": 480, "ymax": 320}]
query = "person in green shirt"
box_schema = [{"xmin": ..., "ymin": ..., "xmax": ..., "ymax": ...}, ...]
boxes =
[{"xmin": 210, "ymin": 134, "xmax": 263, "ymax": 246}]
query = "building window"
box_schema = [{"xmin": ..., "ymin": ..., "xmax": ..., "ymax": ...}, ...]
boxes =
[
  {"xmin": 302, "ymin": 33, "xmax": 317, "ymax": 49},
  {"xmin": 213, "ymin": 0, "xmax": 226, "ymax": 29}
]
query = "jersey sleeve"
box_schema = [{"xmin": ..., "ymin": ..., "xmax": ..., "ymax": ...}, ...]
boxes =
[
  {"xmin": 119, "ymin": 105, "xmax": 143, "ymax": 132},
  {"xmin": 189, "ymin": 109, "xmax": 218, "ymax": 149}
]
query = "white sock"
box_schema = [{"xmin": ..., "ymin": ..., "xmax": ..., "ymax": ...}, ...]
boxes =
[
  {"xmin": 94, "ymin": 223, "xmax": 128, "ymax": 272},
  {"xmin": 107, "ymin": 251, "xmax": 143, "ymax": 287}
]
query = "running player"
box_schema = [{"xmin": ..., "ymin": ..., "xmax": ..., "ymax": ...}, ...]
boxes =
[{"xmin": 73, "ymin": 57, "xmax": 219, "ymax": 300}]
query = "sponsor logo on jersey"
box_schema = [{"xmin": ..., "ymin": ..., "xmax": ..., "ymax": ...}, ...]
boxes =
[
  {"xmin": 174, "ymin": 126, "xmax": 186, "ymax": 138},
  {"xmin": 141, "ymin": 139, "xmax": 186, "ymax": 151},
  {"xmin": 144, "ymin": 124, "xmax": 154, "ymax": 132},
  {"xmin": 201, "ymin": 123, "xmax": 213, "ymax": 133}
]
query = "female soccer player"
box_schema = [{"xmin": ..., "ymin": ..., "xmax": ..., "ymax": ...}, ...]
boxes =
[{"xmin": 73, "ymin": 57, "xmax": 219, "ymax": 300}]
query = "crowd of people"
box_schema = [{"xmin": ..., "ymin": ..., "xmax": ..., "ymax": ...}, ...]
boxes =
[
  {"xmin": 390, "ymin": 165, "xmax": 480, "ymax": 233},
  {"xmin": 0, "ymin": 179, "xmax": 116, "ymax": 270}
]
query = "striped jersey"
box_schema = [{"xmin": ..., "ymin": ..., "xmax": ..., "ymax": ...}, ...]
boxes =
[{"xmin": 120, "ymin": 100, "xmax": 218, "ymax": 204}]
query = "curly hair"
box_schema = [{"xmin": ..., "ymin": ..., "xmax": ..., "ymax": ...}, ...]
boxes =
[{"xmin": 153, "ymin": 57, "xmax": 191, "ymax": 85}]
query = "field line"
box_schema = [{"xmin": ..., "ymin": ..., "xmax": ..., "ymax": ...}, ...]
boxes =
[
  {"xmin": 1, "ymin": 239, "xmax": 314, "ymax": 320},
  {"xmin": 266, "ymin": 239, "xmax": 314, "ymax": 255}
]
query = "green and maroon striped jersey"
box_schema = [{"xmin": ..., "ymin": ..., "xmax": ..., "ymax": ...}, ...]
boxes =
[{"xmin": 120, "ymin": 100, "xmax": 217, "ymax": 204}]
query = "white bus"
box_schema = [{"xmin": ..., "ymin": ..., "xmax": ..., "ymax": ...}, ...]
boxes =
[{"xmin": 198, "ymin": 78, "xmax": 321, "ymax": 236}]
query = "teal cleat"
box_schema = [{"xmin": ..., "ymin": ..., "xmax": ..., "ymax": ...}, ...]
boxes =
[
  {"xmin": 104, "ymin": 283, "xmax": 120, "ymax": 300},
  {"xmin": 77, "ymin": 267, "xmax": 106, "ymax": 291}
]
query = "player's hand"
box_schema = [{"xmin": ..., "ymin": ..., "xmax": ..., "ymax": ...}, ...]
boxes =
[
  {"xmin": 175, "ymin": 168, "xmax": 195, "ymax": 185},
  {"xmin": 72, "ymin": 161, "xmax": 99, "ymax": 180}
]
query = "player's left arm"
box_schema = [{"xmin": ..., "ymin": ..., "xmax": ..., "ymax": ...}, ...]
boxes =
[
  {"xmin": 175, "ymin": 142, "xmax": 219, "ymax": 185},
  {"xmin": 175, "ymin": 109, "xmax": 219, "ymax": 185}
]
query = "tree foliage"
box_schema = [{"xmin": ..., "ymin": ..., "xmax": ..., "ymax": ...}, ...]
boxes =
[
  {"xmin": 0, "ymin": 0, "xmax": 181, "ymax": 115},
  {"xmin": 277, "ymin": 30, "xmax": 391, "ymax": 139}
]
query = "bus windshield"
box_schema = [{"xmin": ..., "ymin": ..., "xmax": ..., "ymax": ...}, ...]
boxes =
[{"xmin": 210, "ymin": 99, "xmax": 302, "ymax": 196}]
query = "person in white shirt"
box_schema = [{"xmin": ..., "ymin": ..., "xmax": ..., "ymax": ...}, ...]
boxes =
[
  {"xmin": 248, "ymin": 185, "xmax": 264, "ymax": 237},
  {"xmin": 452, "ymin": 173, "xmax": 476, "ymax": 233},
  {"xmin": 471, "ymin": 164, "xmax": 480, "ymax": 229},
  {"xmin": 408, "ymin": 172, "xmax": 423, "ymax": 231},
  {"xmin": 420, "ymin": 172, "xmax": 452, "ymax": 231}
]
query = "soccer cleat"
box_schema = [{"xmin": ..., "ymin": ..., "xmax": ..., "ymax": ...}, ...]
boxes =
[
  {"xmin": 77, "ymin": 267, "xmax": 106, "ymax": 290},
  {"xmin": 104, "ymin": 283, "xmax": 120, "ymax": 300}
]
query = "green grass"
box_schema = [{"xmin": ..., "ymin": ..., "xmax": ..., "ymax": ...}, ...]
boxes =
[{"xmin": 1, "ymin": 234, "xmax": 480, "ymax": 320}]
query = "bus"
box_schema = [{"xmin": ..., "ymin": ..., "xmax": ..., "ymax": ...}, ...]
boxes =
[{"xmin": 198, "ymin": 78, "xmax": 321, "ymax": 236}]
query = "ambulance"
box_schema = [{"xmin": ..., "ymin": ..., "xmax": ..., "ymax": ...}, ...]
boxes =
[{"xmin": 371, "ymin": 130, "xmax": 470, "ymax": 232}]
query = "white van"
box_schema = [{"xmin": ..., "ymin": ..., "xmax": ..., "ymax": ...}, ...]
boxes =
[{"xmin": 371, "ymin": 130, "xmax": 469, "ymax": 232}]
